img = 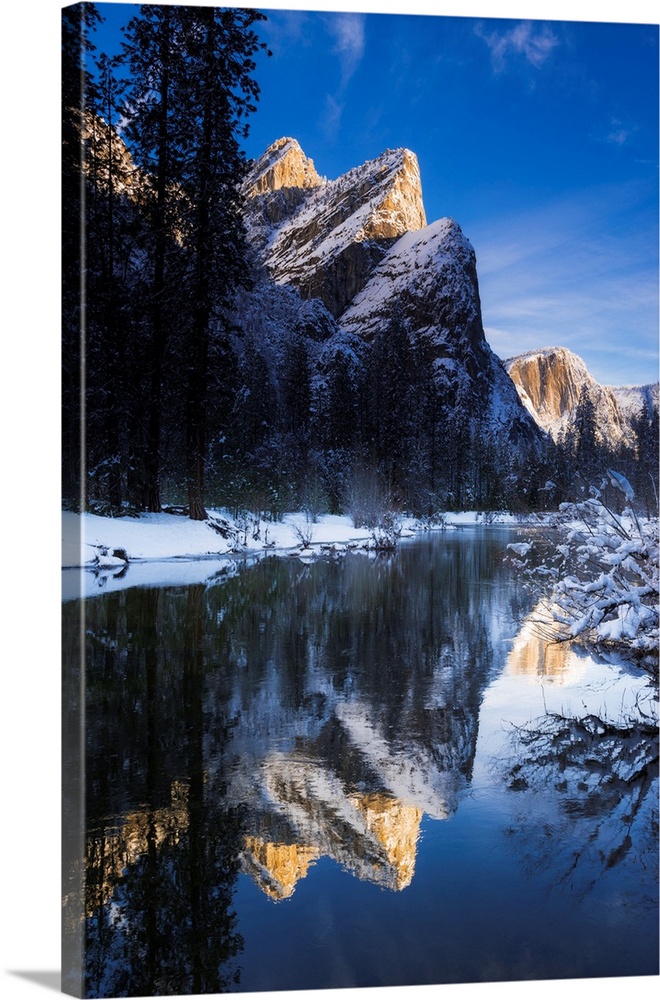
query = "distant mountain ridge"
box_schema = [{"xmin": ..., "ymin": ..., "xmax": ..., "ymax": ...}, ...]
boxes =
[
  {"xmin": 609, "ymin": 383, "xmax": 659, "ymax": 420},
  {"xmin": 505, "ymin": 347, "xmax": 658, "ymax": 448}
]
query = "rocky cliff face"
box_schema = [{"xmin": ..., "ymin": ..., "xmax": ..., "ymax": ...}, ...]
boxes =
[
  {"xmin": 244, "ymin": 138, "xmax": 543, "ymax": 449},
  {"xmin": 340, "ymin": 216, "xmax": 539, "ymax": 440},
  {"xmin": 246, "ymin": 136, "xmax": 323, "ymax": 197},
  {"xmin": 504, "ymin": 347, "xmax": 633, "ymax": 448},
  {"xmin": 245, "ymin": 139, "xmax": 427, "ymax": 316},
  {"xmin": 244, "ymin": 136, "xmax": 324, "ymax": 237}
]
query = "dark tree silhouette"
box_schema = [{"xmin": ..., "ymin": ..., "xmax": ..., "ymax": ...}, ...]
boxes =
[
  {"xmin": 121, "ymin": 4, "xmax": 267, "ymax": 518},
  {"xmin": 62, "ymin": 2, "xmax": 101, "ymax": 508}
]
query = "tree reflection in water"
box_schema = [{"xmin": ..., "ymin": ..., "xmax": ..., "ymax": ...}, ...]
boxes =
[
  {"xmin": 80, "ymin": 586, "xmax": 246, "ymax": 999},
  {"xmin": 502, "ymin": 692, "xmax": 658, "ymax": 903}
]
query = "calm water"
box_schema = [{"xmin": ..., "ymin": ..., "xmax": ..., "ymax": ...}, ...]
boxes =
[{"xmin": 62, "ymin": 529, "xmax": 659, "ymax": 997}]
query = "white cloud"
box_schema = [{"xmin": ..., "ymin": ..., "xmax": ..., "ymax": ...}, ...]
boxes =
[
  {"xmin": 604, "ymin": 118, "xmax": 637, "ymax": 146},
  {"xmin": 476, "ymin": 20, "xmax": 559, "ymax": 73},
  {"xmin": 471, "ymin": 183, "xmax": 658, "ymax": 385},
  {"xmin": 318, "ymin": 14, "xmax": 366, "ymax": 142},
  {"xmin": 321, "ymin": 93, "xmax": 345, "ymax": 140},
  {"xmin": 608, "ymin": 129, "xmax": 629, "ymax": 146},
  {"xmin": 327, "ymin": 12, "xmax": 366, "ymax": 87}
]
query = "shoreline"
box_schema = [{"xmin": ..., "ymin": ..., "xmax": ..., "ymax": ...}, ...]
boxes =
[
  {"xmin": 61, "ymin": 508, "xmax": 533, "ymax": 601},
  {"xmin": 62, "ymin": 507, "xmax": 528, "ymax": 570}
]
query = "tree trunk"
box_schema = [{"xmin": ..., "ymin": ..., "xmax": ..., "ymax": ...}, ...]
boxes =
[
  {"xmin": 184, "ymin": 10, "xmax": 215, "ymax": 523},
  {"xmin": 142, "ymin": 15, "xmax": 172, "ymax": 513}
]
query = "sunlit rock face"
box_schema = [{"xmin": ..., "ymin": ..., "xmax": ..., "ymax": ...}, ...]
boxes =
[
  {"xmin": 242, "ymin": 749, "xmax": 424, "ymax": 896},
  {"xmin": 350, "ymin": 792, "xmax": 423, "ymax": 891},
  {"xmin": 244, "ymin": 137, "xmax": 324, "ymax": 234},
  {"xmin": 82, "ymin": 781, "xmax": 190, "ymax": 917},
  {"xmin": 245, "ymin": 139, "xmax": 427, "ymax": 316},
  {"xmin": 82, "ymin": 111, "xmax": 149, "ymax": 203},
  {"xmin": 506, "ymin": 611, "xmax": 573, "ymax": 682},
  {"xmin": 247, "ymin": 136, "xmax": 323, "ymax": 196},
  {"xmin": 505, "ymin": 347, "xmax": 633, "ymax": 448},
  {"xmin": 241, "ymin": 836, "xmax": 320, "ymax": 900},
  {"xmin": 239, "ymin": 793, "xmax": 421, "ymax": 899}
]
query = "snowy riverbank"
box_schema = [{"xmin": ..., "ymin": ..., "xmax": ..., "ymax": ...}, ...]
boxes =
[
  {"xmin": 62, "ymin": 507, "xmax": 524, "ymax": 569},
  {"xmin": 61, "ymin": 507, "xmax": 524, "ymax": 601}
]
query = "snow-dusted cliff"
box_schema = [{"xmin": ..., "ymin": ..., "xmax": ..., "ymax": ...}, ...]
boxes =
[
  {"xmin": 244, "ymin": 137, "xmax": 544, "ymax": 451},
  {"xmin": 246, "ymin": 139, "xmax": 427, "ymax": 317},
  {"xmin": 609, "ymin": 383, "xmax": 659, "ymax": 421},
  {"xmin": 504, "ymin": 347, "xmax": 636, "ymax": 448}
]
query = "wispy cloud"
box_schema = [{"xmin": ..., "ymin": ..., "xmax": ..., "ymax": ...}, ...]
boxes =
[
  {"xmin": 321, "ymin": 94, "xmax": 345, "ymax": 141},
  {"xmin": 605, "ymin": 119, "xmax": 636, "ymax": 146},
  {"xmin": 264, "ymin": 10, "xmax": 311, "ymax": 56},
  {"xmin": 473, "ymin": 183, "xmax": 658, "ymax": 385},
  {"xmin": 327, "ymin": 12, "xmax": 366, "ymax": 88},
  {"xmin": 587, "ymin": 117, "xmax": 642, "ymax": 153},
  {"xmin": 475, "ymin": 20, "xmax": 559, "ymax": 74},
  {"xmin": 320, "ymin": 13, "xmax": 366, "ymax": 138}
]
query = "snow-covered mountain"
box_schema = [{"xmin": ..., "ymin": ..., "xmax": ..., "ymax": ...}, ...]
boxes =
[
  {"xmin": 609, "ymin": 383, "xmax": 659, "ymax": 422},
  {"xmin": 246, "ymin": 138, "xmax": 427, "ymax": 317},
  {"xmin": 340, "ymin": 217, "xmax": 539, "ymax": 441},
  {"xmin": 504, "ymin": 347, "xmax": 649, "ymax": 448},
  {"xmin": 244, "ymin": 138, "xmax": 544, "ymax": 451}
]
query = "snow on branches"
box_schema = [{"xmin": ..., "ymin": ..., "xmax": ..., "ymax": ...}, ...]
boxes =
[{"xmin": 508, "ymin": 472, "xmax": 659, "ymax": 669}]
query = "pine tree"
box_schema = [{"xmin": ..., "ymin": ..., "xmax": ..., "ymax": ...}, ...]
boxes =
[
  {"xmin": 630, "ymin": 400, "xmax": 660, "ymax": 516},
  {"xmin": 232, "ymin": 337, "xmax": 275, "ymax": 456},
  {"xmin": 318, "ymin": 346, "xmax": 357, "ymax": 453},
  {"xmin": 122, "ymin": 4, "xmax": 267, "ymax": 518},
  {"xmin": 121, "ymin": 4, "xmax": 183, "ymax": 512},
  {"xmin": 571, "ymin": 384, "xmax": 599, "ymax": 482},
  {"xmin": 62, "ymin": 2, "xmax": 101, "ymax": 508},
  {"xmin": 84, "ymin": 51, "xmax": 134, "ymax": 511},
  {"xmin": 278, "ymin": 330, "xmax": 312, "ymax": 499},
  {"xmin": 361, "ymin": 308, "xmax": 416, "ymax": 504},
  {"xmin": 178, "ymin": 6, "xmax": 267, "ymax": 519}
]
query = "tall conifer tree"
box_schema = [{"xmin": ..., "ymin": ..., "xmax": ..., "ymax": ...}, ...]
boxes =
[
  {"xmin": 122, "ymin": 4, "xmax": 267, "ymax": 518},
  {"xmin": 62, "ymin": 2, "xmax": 101, "ymax": 508}
]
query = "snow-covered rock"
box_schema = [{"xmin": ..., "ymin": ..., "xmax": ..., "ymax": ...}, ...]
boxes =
[
  {"xmin": 609, "ymin": 382, "xmax": 659, "ymax": 421},
  {"xmin": 245, "ymin": 140, "xmax": 427, "ymax": 317},
  {"xmin": 341, "ymin": 217, "xmax": 543, "ymax": 444},
  {"xmin": 243, "ymin": 138, "xmax": 544, "ymax": 452}
]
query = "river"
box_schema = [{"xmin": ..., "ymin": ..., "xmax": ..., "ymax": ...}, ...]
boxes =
[{"xmin": 62, "ymin": 527, "xmax": 659, "ymax": 997}]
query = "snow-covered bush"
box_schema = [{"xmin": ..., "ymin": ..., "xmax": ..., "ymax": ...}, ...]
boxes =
[
  {"xmin": 508, "ymin": 471, "xmax": 659, "ymax": 669},
  {"xmin": 414, "ymin": 510, "xmax": 450, "ymax": 530},
  {"xmin": 369, "ymin": 511, "xmax": 403, "ymax": 551},
  {"xmin": 347, "ymin": 465, "xmax": 392, "ymax": 529},
  {"xmin": 291, "ymin": 516, "xmax": 315, "ymax": 549}
]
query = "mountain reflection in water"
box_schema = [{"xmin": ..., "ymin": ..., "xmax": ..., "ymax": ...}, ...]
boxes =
[{"xmin": 62, "ymin": 530, "xmax": 658, "ymax": 996}]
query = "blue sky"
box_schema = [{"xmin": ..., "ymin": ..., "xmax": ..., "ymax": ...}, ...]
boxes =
[{"xmin": 94, "ymin": 2, "xmax": 658, "ymax": 385}]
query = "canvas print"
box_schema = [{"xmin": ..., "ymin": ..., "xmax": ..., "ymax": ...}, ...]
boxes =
[{"xmin": 61, "ymin": 2, "xmax": 659, "ymax": 997}]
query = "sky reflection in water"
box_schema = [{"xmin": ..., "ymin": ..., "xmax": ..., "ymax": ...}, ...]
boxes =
[{"xmin": 62, "ymin": 530, "xmax": 658, "ymax": 996}]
